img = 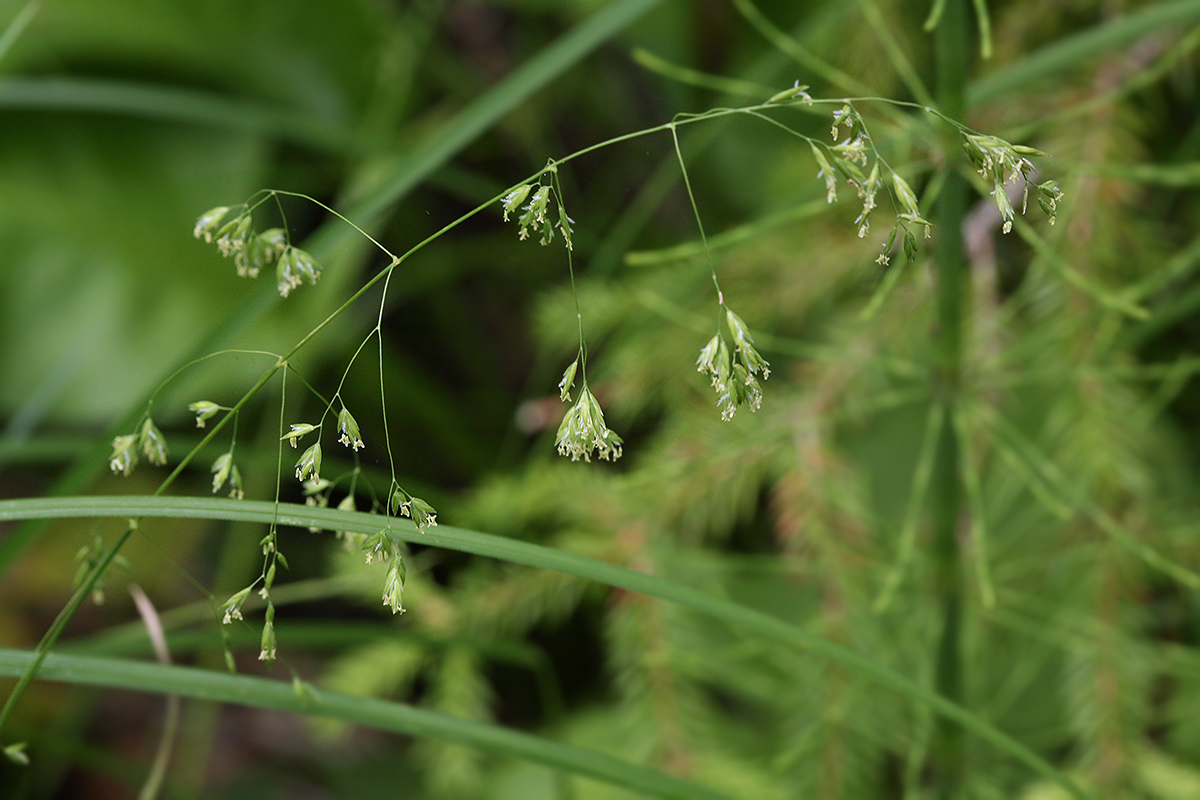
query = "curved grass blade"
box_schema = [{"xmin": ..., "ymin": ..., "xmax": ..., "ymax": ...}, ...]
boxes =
[
  {"xmin": 0, "ymin": 495, "xmax": 1092, "ymax": 799},
  {"xmin": 0, "ymin": 649, "xmax": 727, "ymax": 800}
]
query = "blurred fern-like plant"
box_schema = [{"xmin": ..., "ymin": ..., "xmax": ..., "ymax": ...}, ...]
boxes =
[{"xmin": 3, "ymin": 1, "xmax": 1200, "ymax": 799}]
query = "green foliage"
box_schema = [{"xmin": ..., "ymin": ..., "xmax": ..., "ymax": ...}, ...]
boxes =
[{"xmin": 3, "ymin": 0, "xmax": 1200, "ymax": 798}]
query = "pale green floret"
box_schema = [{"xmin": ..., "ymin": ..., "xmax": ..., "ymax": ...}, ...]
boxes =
[
  {"xmin": 725, "ymin": 309, "xmax": 770, "ymax": 379},
  {"xmin": 208, "ymin": 451, "xmax": 243, "ymax": 498},
  {"xmin": 526, "ymin": 186, "xmax": 551, "ymax": 225},
  {"xmin": 276, "ymin": 246, "xmax": 321, "ymax": 297},
  {"xmin": 854, "ymin": 163, "xmax": 881, "ymax": 238},
  {"xmin": 698, "ymin": 334, "xmax": 734, "ymax": 403},
  {"xmin": 992, "ymin": 185, "xmax": 1015, "ymax": 233},
  {"xmin": 698, "ymin": 307, "xmax": 770, "ymax": 420},
  {"xmin": 833, "ymin": 134, "xmax": 869, "ymax": 167},
  {"xmin": 894, "ymin": 173, "xmax": 934, "ymax": 238},
  {"xmin": 138, "ymin": 418, "xmax": 168, "ymax": 466},
  {"xmin": 830, "ymin": 104, "xmax": 855, "ymax": 140},
  {"xmin": 221, "ymin": 587, "xmax": 251, "ymax": 624},
  {"xmin": 227, "ymin": 464, "xmax": 244, "ymax": 500},
  {"xmin": 337, "ymin": 407, "xmax": 364, "ymax": 451},
  {"xmin": 768, "ymin": 81, "xmax": 811, "ymax": 104},
  {"xmin": 282, "ymin": 422, "xmax": 318, "ymax": 447},
  {"xmin": 259, "ymin": 618, "xmax": 276, "ymax": 662},
  {"xmin": 810, "ymin": 143, "xmax": 838, "ymax": 204},
  {"xmin": 259, "ymin": 602, "xmax": 276, "ymax": 655},
  {"xmin": 5, "ymin": 743, "xmax": 29, "ymax": 766},
  {"xmin": 390, "ymin": 486, "xmax": 409, "ymax": 517},
  {"xmin": 194, "ymin": 206, "xmax": 231, "ymax": 241},
  {"xmin": 559, "ymin": 358, "xmax": 578, "ymax": 402},
  {"xmin": 215, "ymin": 214, "xmax": 252, "ymax": 257},
  {"xmin": 557, "ymin": 204, "xmax": 575, "ymax": 251},
  {"xmin": 294, "ymin": 442, "xmax": 322, "ymax": 482},
  {"xmin": 555, "ymin": 385, "xmax": 623, "ymax": 462},
  {"xmin": 109, "ymin": 434, "xmax": 138, "ymax": 476},
  {"xmin": 696, "ymin": 334, "xmax": 723, "ymax": 379},
  {"xmin": 362, "ymin": 530, "xmax": 390, "ymax": 564},
  {"xmin": 506, "ymin": 179, "xmax": 573, "ymax": 249},
  {"xmin": 517, "ymin": 185, "xmax": 553, "ymax": 243},
  {"xmin": 960, "ymin": 132, "xmax": 1061, "ymax": 232},
  {"xmin": 408, "ymin": 497, "xmax": 438, "ymax": 530},
  {"xmin": 237, "ymin": 228, "xmax": 286, "ymax": 278},
  {"xmin": 188, "ymin": 400, "xmax": 220, "ymax": 428},
  {"xmin": 501, "ymin": 184, "xmax": 532, "ymax": 221},
  {"xmin": 389, "ymin": 486, "xmax": 438, "ymax": 530},
  {"xmin": 381, "ymin": 548, "xmax": 407, "ymax": 614},
  {"xmin": 893, "ymin": 174, "xmax": 920, "ymax": 214},
  {"xmin": 904, "ymin": 228, "xmax": 920, "ymax": 261},
  {"xmin": 1038, "ymin": 181, "xmax": 1064, "ymax": 225},
  {"xmin": 211, "ymin": 452, "xmax": 233, "ymax": 494}
]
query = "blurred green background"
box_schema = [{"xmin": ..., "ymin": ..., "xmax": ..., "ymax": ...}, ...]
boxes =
[{"xmin": 3, "ymin": 0, "xmax": 1200, "ymax": 797}]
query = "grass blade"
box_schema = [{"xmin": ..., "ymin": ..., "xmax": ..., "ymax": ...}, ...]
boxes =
[
  {"xmin": 0, "ymin": 648, "xmax": 727, "ymax": 800},
  {"xmin": 0, "ymin": 494, "xmax": 1091, "ymax": 799}
]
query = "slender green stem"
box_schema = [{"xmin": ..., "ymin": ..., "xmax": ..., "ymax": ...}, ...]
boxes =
[
  {"xmin": 0, "ymin": 524, "xmax": 133, "ymax": 735},
  {"xmin": 931, "ymin": 0, "xmax": 970, "ymax": 796},
  {"xmin": 669, "ymin": 123, "xmax": 723, "ymax": 307},
  {"xmin": 550, "ymin": 168, "xmax": 587, "ymax": 369}
]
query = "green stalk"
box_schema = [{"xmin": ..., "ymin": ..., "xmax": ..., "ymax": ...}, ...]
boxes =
[{"xmin": 931, "ymin": 0, "xmax": 969, "ymax": 796}]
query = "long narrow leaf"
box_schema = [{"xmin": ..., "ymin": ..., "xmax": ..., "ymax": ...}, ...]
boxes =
[
  {"xmin": 0, "ymin": 648, "xmax": 726, "ymax": 800},
  {"xmin": 0, "ymin": 495, "xmax": 1091, "ymax": 799}
]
